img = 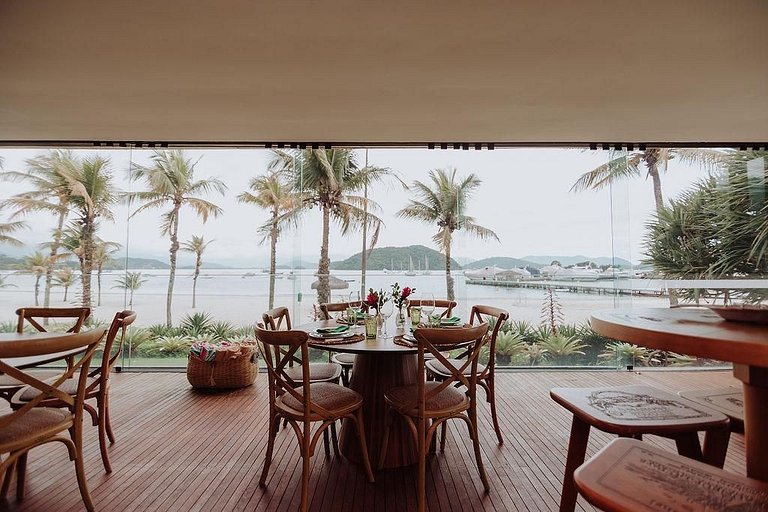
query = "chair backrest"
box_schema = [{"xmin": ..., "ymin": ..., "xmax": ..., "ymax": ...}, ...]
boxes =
[
  {"xmin": 411, "ymin": 322, "xmax": 489, "ymax": 414},
  {"xmin": 93, "ymin": 310, "xmax": 137, "ymax": 384},
  {"xmin": 255, "ymin": 325, "xmax": 336, "ymax": 420},
  {"xmin": 319, "ymin": 302, "xmax": 350, "ymax": 321},
  {"xmin": 16, "ymin": 307, "xmax": 91, "ymax": 334},
  {"xmin": 469, "ymin": 304, "xmax": 509, "ymax": 376},
  {"xmin": 262, "ymin": 306, "xmax": 292, "ymax": 330},
  {"xmin": 408, "ymin": 299, "xmax": 457, "ymax": 319},
  {"xmin": 0, "ymin": 328, "xmax": 106, "ymax": 441}
]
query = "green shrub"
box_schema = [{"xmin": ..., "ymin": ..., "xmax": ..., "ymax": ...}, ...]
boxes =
[
  {"xmin": 138, "ymin": 335, "xmax": 194, "ymax": 358},
  {"xmin": 180, "ymin": 312, "xmax": 215, "ymax": 337}
]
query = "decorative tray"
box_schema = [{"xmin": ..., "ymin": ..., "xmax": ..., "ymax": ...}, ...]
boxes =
[{"xmin": 708, "ymin": 305, "xmax": 768, "ymax": 325}]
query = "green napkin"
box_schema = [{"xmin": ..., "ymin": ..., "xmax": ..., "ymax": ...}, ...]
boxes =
[
  {"xmin": 441, "ymin": 316, "xmax": 461, "ymax": 324},
  {"xmin": 317, "ymin": 325, "xmax": 350, "ymax": 334}
]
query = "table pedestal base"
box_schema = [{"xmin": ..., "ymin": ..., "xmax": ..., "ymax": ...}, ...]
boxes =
[
  {"xmin": 339, "ymin": 352, "xmax": 418, "ymax": 469},
  {"xmin": 734, "ymin": 364, "xmax": 768, "ymax": 482}
]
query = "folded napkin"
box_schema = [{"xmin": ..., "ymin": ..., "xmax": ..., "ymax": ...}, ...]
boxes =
[
  {"xmin": 316, "ymin": 325, "xmax": 350, "ymax": 334},
  {"xmin": 441, "ymin": 316, "xmax": 461, "ymax": 324}
]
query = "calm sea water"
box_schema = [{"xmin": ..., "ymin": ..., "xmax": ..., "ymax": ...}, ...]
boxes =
[{"xmin": 0, "ymin": 269, "xmax": 669, "ymax": 327}]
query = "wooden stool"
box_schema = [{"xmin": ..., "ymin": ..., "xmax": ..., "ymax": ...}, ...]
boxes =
[
  {"xmin": 550, "ymin": 385, "xmax": 731, "ymax": 512},
  {"xmin": 574, "ymin": 438, "xmax": 768, "ymax": 511},
  {"xmin": 679, "ymin": 386, "xmax": 744, "ymax": 434}
]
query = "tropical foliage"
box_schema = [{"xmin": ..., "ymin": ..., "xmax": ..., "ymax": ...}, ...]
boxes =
[
  {"xmin": 113, "ymin": 271, "xmax": 148, "ymax": 309},
  {"xmin": 398, "ymin": 168, "xmax": 499, "ymax": 300},
  {"xmin": 237, "ymin": 171, "xmax": 296, "ymax": 309},
  {"xmin": 645, "ymin": 150, "xmax": 768, "ymax": 303},
  {"xmin": 180, "ymin": 235, "xmax": 212, "ymax": 309},
  {"xmin": 267, "ymin": 149, "xmax": 391, "ymax": 303},
  {"xmin": 53, "ymin": 267, "xmax": 76, "ymax": 301},
  {"xmin": 128, "ymin": 150, "xmax": 226, "ymax": 326}
]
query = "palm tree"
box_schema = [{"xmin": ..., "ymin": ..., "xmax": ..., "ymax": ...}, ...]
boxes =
[
  {"xmin": 571, "ymin": 148, "xmax": 726, "ymax": 214},
  {"xmin": 0, "ymin": 206, "xmax": 27, "ymax": 247},
  {"xmin": 237, "ymin": 171, "xmax": 297, "ymax": 309},
  {"xmin": 398, "ymin": 167, "xmax": 499, "ymax": 300},
  {"xmin": 113, "ymin": 271, "xmax": 148, "ymax": 309},
  {"xmin": 19, "ymin": 251, "xmax": 49, "ymax": 305},
  {"xmin": 93, "ymin": 239, "xmax": 121, "ymax": 306},
  {"xmin": 269, "ymin": 149, "xmax": 390, "ymax": 304},
  {"xmin": 180, "ymin": 235, "xmax": 213, "ymax": 308},
  {"xmin": 128, "ymin": 150, "xmax": 226, "ymax": 326},
  {"xmin": 0, "ymin": 150, "xmax": 81, "ymax": 308},
  {"xmin": 66, "ymin": 156, "xmax": 118, "ymax": 308},
  {"xmin": 53, "ymin": 267, "xmax": 76, "ymax": 301}
]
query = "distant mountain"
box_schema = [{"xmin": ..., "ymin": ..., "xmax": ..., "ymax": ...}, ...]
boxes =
[
  {"xmin": 104, "ymin": 257, "xmax": 170, "ymax": 270},
  {"xmin": 180, "ymin": 262, "xmax": 231, "ymax": 269},
  {"xmin": 521, "ymin": 255, "xmax": 633, "ymax": 267},
  {"xmin": 463, "ymin": 257, "xmax": 542, "ymax": 269},
  {"xmin": 330, "ymin": 245, "xmax": 461, "ymax": 271}
]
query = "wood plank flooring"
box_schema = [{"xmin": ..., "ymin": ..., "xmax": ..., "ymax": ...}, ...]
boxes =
[{"xmin": 1, "ymin": 370, "xmax": 745, "ymax": 511}]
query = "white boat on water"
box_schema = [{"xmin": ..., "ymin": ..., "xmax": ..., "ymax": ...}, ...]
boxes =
[
  {"xmin": 422, "ymin": 255, "xmax": 431, "ymax": 275},
  {"xmin": 405, "ymin": 255, "xmax": 416, "ymax": 276},
  {"xmin": 463, "ymin": 265, "xmax": 507, "ymax": 280},
  {"xmin": 541, "ymin": 264, "xmax": 600, "ymax": 281}
]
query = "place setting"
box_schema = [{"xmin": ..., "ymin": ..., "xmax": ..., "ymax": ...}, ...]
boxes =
[{"xmin": 309, "ymin": 324, "xmax": 364, "ymax": 345}]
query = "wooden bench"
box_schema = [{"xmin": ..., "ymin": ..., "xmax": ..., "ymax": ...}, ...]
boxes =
[
  {"xmin": 574, "ymin": 438, "xmax": 768, "ymax": 511},
  {"xmin": 550, "ymin": 384, "xmax": 731, "ymax": 512},
  {"xmin": 679, "ymin": 386, "xmax": 744, "ymax": 433}
]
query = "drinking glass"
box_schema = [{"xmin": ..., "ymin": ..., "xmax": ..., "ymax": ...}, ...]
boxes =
[
  {"xmin": 421, "ymin": 294, "xmax": 435, "ymax": 319},
  {"xmin": 380, "ymin": 301, "xmax": 394, "ymax": 338}
]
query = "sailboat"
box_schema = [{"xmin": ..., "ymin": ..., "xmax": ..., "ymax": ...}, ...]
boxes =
[
  {"xmin": 422, "ymin": 254, "xmax": 431, "ymax": 275},
  {"xmin": 405, "ymin": 255, "xmax": 416, "ymax": 276},
  {"xmin": 383, "ymin": 257, "xmax": 393, "ymax": 274}
]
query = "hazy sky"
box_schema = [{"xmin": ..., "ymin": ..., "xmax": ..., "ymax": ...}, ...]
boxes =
[{"xmin": 0, "ymin": 147, "xmax": 710, "ymax": 267}]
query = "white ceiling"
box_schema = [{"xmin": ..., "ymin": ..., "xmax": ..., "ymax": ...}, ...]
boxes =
[{"xmin": 1, "ymin": 0, "xmax": 766, "ymax": 146}]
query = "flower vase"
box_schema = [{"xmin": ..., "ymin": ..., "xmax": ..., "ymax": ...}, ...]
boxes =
[
  {"xmin": 395, "ymin": 308, "xmax": 406, "ymax": 328},
  {"xmin": 376, "ymin": 312, "xmax": 384, "ymax": 333}
]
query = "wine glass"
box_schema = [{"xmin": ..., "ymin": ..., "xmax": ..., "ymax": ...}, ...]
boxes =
[
  {"xmin": 380, "ymin": 301, "xmax": 394, "ymax": 338},
  {"xmin": 421, "ymin": 293, "xmax": 435, "ymax": 321},
  {"xmin": 348, "ymin": 291, "xmax": 362, "ymax": 326}
]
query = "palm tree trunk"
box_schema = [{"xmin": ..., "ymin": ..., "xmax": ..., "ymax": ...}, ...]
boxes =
[
  {"xmin": 129, "ymin": 289, "xmax": 134, "ymax": 309},
  {"xmin": 166, "ymin": 205, "xmax": 181, "ymax": 327},
  {"xmin": 97, "ymin": 265, "xmax": 103, "ymax": 306},
  {"xmin": 34, "ymin": 275, "xmax": 40, "ymax": 306},
  {"xmin": 268, "ymin": 214, "xmax": 278, "ymax": 309},
  {"xmin": 43, "ymin": 207, "xmax": 67, "ymax": 309},
  {"xmin": 192, "ymin": 255, "xmax": 201, "ymax": 308},
  {"xmin": 317, "ymin": 204, "xmax": 331, "ymax": 304},
  {"xmin": 360, "ymin": 183, "xmax": 368, "ymax": 295},
  {"xmin": 64, "ymin": 285, "xmax": 69, "ymax": 302},
  {"xmin": 80, "ymin": 218, "xmax": 94, "ymax": 309},
  {"xmin": 646, "ymin": 154, "xmax": 677, "ymax": 305},
  {"xmin": 445, "ymin": 236, "xmax": 455, "ymax": 301}
]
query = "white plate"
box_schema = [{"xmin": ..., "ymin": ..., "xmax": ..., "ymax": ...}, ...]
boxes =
[
  {"xmin": 310, "ymin": 330, "xmax": 354, "ymax": 339},
  {"xmin": 402, "ymin": 333, "xmax": 417, "ymax": 342}
]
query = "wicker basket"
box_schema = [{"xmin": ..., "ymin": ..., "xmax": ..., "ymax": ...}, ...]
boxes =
[{"xmin": 186, "ymin": 342, "xmax": 259, "ymax": 389}]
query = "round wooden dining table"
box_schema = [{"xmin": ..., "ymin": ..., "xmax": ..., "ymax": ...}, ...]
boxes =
[
  {"xmin": 298, "ymin": 319, "xmax": 419, "ymax": 469},
  {"xmin": 591, "ymin": 307, "xmax": 768, "ymax": 482}
]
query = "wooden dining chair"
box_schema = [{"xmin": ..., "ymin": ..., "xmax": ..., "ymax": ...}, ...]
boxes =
[
  {"xmin": 0, "ymin": 327, "xmax": 106, "ymax": 510},
  {"xmin": 0, "ymin": 307, "xmax": 92, "ymax": 402},
  {"xmin": 262, "ymin": 306, "xmax": 344, "ymax": 454},
  {"xmin": 12, "ymin": 310, "xmax": 137, "ymax": 473},
  {"xmin": 379, "ymin": 322, "xmax": 490, "ymax": 512},
  {"xmin": 574, "ymin": 438, "xmax": 768, "ymax": 511},
  {"xmin": 550, "ymin": 384, "xmax": 732, "ymax": 512},
  {"xmin": 16, "ymin": 306, "xmax": 91, "ymax": 334},
  {"xmin": 255, "ymin": 325, "xmax": 374, "ymax": 512},
  {"xmin": 319, "ymin": 301, "xmax": 355, "ymax": 386},
  {"xmin": 407, "ymin": 299, "xmax": 457, "ymax": 319},
  {"xmin": 426, "ymin": 304, "xmax": 509, "ymax": 445}
]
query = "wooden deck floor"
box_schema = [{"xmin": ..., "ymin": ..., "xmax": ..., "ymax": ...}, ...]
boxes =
[{"xmin": 1, "ymin": 369, "xmax": 745, "ymax": 511}]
